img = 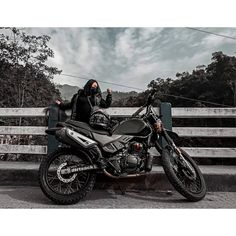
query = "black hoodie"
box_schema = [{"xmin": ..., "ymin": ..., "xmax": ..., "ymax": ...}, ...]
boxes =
[{"xmin": 59, "ymin": 79, "xmax": 112, "ymax": 123}]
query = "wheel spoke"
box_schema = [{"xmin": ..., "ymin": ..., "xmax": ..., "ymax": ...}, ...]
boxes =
[
  {"xmin": 78, "ymin": 172, "xmax": 88, "ymax": 179},
  {"xmin": 47, "ymin": 174, "xmax": 58, "ymax": 184},
  {"xmin": 170, "ymin": 151, "xmax": 203, "ymax": 194},
  {"xmin": 65, "ymin": 183, "xmax": 73, "ymax": 194},
  {"xmin": 72, "ymin": 178, "xmax": 81, "ymax": 191},
  {"xmin": 46, "ymin": 153, "xmax": 91, "ymax": 195},
  {"xmin": 50, "ymin": 181, "xmax": 61, "ymax": 190}
]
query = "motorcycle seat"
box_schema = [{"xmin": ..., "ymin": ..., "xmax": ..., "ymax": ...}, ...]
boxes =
[{"xmin": 57, "ymin": 120, "xmax": 110, "ymax": 135}]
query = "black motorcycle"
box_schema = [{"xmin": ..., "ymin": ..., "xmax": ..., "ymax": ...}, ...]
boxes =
[{"xmin": 39, "ymin": 91, "xmax": 206, "ymax": 204}]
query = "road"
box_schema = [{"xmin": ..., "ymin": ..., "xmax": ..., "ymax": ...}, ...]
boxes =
[{"xmin": 0, "ymin": 186, "xmax": 235, "ymax": 208}]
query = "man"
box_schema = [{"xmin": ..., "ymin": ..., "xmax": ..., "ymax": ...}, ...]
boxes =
[{"xmin": 56, "ymin": 79, "xmax": 112, "ymax": 123}]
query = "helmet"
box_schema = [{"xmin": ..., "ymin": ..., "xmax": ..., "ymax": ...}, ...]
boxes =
[{"xmin": 89, "ymin": 109, "xmax": 111, "ymax": 130}]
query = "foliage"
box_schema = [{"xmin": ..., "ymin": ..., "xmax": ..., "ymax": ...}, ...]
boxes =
[
  {"xmin": 0, "ymin": 28, "xmax": 62, "ymax": 161},
  {"xmin": 116, "ymin": 51, "xmax": 236, "ymax": 108},
  {"xmin": 0, "ymin": 27, "xmax": 62, "ymax": 109}
]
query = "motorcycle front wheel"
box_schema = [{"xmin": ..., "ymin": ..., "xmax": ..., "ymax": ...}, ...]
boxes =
[
  {"xmin": 161, "ymin": 145, "xmax": 206, "ymax": 202},
  {"xmin": 39, "ymin": 147, "xmax": 96, "ymax": 205}
]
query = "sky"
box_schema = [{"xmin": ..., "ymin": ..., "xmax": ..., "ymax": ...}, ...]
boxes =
[{"xmin": 23, "ymin": 27, "xmax": 236, "ymax": 92}]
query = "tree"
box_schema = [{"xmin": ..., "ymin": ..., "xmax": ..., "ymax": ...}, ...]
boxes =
[
  {"xmin": 0, "ymin": 28, "xmax": 62, "ymax": 160},
  {"xmin": 207, "ymin": 51, "xmax": 236, "ymax": 106},
  {"xmin": 0, "ymin": 27, "xmax": 62, "ymax": 111}
]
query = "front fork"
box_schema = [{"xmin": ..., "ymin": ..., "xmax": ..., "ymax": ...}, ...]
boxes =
[{"xmin": 155, "ymin": 130, "xmax": 196, "ymax": 177}]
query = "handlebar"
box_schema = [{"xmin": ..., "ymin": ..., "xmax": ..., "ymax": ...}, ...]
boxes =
[
  {"xmin": 147, "ymin": 89, "xmax": 157, "ymax": 105},
  {"xmin": 131, "ymin": 105, "xmax": 146, "ymax": 117},
  {"xmin": 131, "ymin": 89, "xmax": 157, "ymax": 117}
]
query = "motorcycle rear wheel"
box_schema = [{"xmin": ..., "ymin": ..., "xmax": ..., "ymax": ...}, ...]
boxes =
[
  {"xmin": 39, "ymin": 147, "xmax": 96, "ymax": 205},
  {"xmin": 161, "ymin": 145, "xmax": 206, "ymax": 202}
]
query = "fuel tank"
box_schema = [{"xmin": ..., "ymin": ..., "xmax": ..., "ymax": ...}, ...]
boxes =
[{"xmin": 112, "ymin": 118, "xmax": 151, "ymax": 136}]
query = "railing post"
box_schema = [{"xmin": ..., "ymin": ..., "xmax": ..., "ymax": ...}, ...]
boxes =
[
  {"xmin": 160, "ymin": 102, "xmax": 172, "ymax": 148},
  {"xmin": 47, "ymin": 104, "xmax": 59, "ymax": 154}
]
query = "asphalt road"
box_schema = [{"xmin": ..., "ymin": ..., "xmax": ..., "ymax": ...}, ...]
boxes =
[{"xmin": 0, "ymin": 186, "xmax": 235, "ymax": 208}]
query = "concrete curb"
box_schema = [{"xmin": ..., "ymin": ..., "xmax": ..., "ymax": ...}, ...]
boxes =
[{"xmin": 0, "ymin": 162, "xmax": 235, "ymax": 192}]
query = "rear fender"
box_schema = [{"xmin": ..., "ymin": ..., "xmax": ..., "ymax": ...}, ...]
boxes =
[
  {"xmin": 45, "ymin": 127, "xmax": 62, "ymax": 135},
  {"xmin": 55, "ymin": 127, "xmax": 97, "ymax": 149}
]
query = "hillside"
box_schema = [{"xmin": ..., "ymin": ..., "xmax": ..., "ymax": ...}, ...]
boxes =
[
  {"xmin": 56, "ymin": 84, "xmax": 138, "ymax": 102},
  {"xmin": 56, "ymin": 84, "xmax": 80, "ymax": 101}
]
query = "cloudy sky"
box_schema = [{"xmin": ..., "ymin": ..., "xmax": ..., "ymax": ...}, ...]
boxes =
[{"xmin": 24, "ymin": 27, "xmax": 236, "ymax": 92}]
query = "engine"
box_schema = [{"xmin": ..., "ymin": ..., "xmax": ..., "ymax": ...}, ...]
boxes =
[{"xmin": 109, "ymin": 142, "xmax": 145, "ymax": 175}]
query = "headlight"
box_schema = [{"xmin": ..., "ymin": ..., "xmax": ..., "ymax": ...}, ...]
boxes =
[{"xmin": 154, "ymin": 119, "xmax": 163, "ymax": 133}]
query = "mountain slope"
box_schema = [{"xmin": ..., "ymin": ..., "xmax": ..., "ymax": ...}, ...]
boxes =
[{"xmin": 56, "ymin": 84, "xmax": 138, "ymax": 102}]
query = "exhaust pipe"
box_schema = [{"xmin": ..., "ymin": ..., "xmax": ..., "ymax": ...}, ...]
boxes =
[{"xmin": 103, "ymin": 169, "xmax": 147, "ymax": 179}]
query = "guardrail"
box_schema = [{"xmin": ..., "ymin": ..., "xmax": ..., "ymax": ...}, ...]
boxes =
[{"xmin": 0, "ymin": 104, "xmax": 236, "ymax": 159}]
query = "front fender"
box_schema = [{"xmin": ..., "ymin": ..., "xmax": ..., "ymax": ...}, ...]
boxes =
[{"xmin": 165, "ymin": 129, "xmax": 179, "ymax": 140}]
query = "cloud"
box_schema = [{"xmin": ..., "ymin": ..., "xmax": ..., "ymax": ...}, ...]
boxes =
[
  {"xmin": 22, "ymin": 27, "xmax": 236, "ymax": 92},
  {"xmin": 48, "ymin": 47, "xmax": 64, "ymax": 66}
]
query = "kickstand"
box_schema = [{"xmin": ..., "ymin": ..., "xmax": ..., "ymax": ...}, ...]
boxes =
[{"xmin": 115, "ymin": 180, "xmax": 126, "ymax": 195}]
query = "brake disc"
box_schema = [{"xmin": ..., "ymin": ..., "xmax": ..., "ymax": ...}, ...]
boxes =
[{"xmin": 57, "ymin": 163, "xmax": 77, "ymax": 183}]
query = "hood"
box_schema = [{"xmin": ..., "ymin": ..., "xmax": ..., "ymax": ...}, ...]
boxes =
[{"xmin": 83, "ymin": 79, "xmax": 102, "ymax": 96}]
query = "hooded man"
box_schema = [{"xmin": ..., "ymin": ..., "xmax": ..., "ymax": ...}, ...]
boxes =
[{"xmin": 56, "ymin": 79, "xmax": 112, "ymax": 123}]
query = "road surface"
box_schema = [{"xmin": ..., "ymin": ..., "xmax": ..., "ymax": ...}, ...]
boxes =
[{"xmin": 0, "ymin": 186, "xmax": 235, "ymax": 208}]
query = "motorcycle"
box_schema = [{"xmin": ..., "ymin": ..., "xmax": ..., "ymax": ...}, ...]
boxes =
[{"xmin": 39, "ymin": 91, "xmax": 206, "ymax": 204}]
